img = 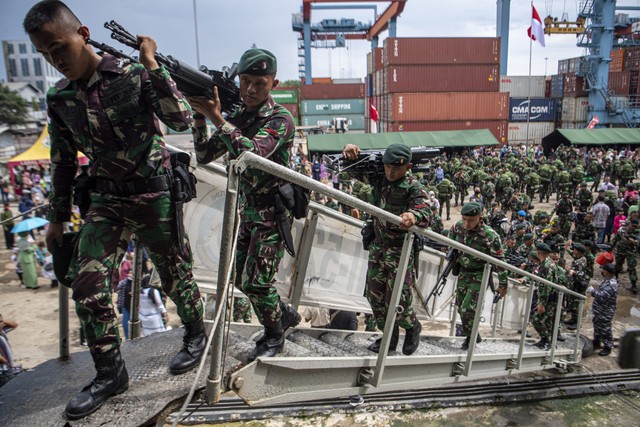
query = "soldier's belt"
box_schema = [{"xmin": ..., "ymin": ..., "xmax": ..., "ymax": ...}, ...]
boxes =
[
  {"xmin": 95, "ymin": 175, "xmax": 170, "ymax": 196},
  {"xmin": 244, "ymin": 193, "xmax": 273, "ymax": 207},
  {"xmin": 460, "ymin": 266, "xmax": 486, "ymax": 273}
]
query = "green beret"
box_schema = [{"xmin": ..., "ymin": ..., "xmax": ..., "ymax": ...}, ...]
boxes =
[
  {"xmin": 573, "ymin": 243, "xmax": 586, "ymax": 253},
  {"xmin": 238, "ymin": 48, "xmax": 277, "ymax": 76},
  {"xmin": 535, "ymin": 242, "xmax": 551, "ymax": 253},
  {"xmin": 538, "ymin": 213, "xmax": 548, "ymax": 219},
  {"xmin": 524, "ymin": 233, "xmax": 534, "ymax": 241},
  {"xmin": 582, "ymin": 240, "xmax": 594, "ymax": 247},
  {"xmin": 580, "ymin": 181, "xmax": 587, "ymax": 187},
  {"xmin": 461, "ymin": 202, "xmax": 482, "ymax": 216},
  {"xmin": 529, "ymin": 250, "xmax": 538, "ymax": 259},
  {"xmin": 383, "ymin": 143, "xmax": 412, "ymax": 166}
]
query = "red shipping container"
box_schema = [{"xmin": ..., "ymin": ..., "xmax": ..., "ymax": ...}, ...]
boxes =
[
  {"xmin": 383, "ymin": 37, "xmax": 500, "ymax": 65},
  {"xmin": 624, "ymin": 47, "xmax": 640, "ymax": 71},
  {"xmin": 608, "ymin": 71, "xmax": 631, "ymax": 95},
  {"xmin": 563, "ymin": 73, "xmax": 588, "ymax": 97},
  {"xmin": 382, "ymin": 120, "xmax": 507, "ymax": 144},
  {"xmin": 383, "ymin": 92, "xmax": 509, "ymax": 122},
  {"xmin": 280, "ymin": 103, "xmax": 299, "ymax": 120},
  {"xmin": 610, "ymin": 49, "xmax": 624, "ymax": 73},
  {"xmin": 383, "ymin": 64, "xmax": 499, "ymax": 93},
  {"xmin": 545, "ymin": 78, "xmax": 551, "ymax": 98},
  {"xmin": 300, "ymin": 83, "xmax": 364, "ymax": 100},
  {"xmin": 374, "ymin": 47, "xmax": 384, "ymax": 71}
]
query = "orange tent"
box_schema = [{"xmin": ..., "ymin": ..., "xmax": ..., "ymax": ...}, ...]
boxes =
[{"xmin": 8, "ymin": 126, "xmax": 88, "ymax": 185}]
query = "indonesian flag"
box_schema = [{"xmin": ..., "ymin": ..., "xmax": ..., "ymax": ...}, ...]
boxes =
[
  {"xmin": 369, "ymin": 102, "xmax": 378, "ymax": 133},
  {"xmin": 587, "ymin": 115, "xmax": 600, "ymax": 129},
  {"xmin": 527, "ymin": 4, "xmax": 546, "ymax": 47}
]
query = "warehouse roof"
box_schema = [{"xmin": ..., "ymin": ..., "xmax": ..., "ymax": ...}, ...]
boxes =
[
  {"xmin": 542, "ymin": 128, "xmax": 640, "ymax": 154},
  {"xmin": 306, "ymin": 129, "xmax": 499, "ymax": 152}
]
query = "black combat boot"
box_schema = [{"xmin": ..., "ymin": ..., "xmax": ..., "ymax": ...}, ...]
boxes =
[
  {"xmin": 367, "ymin": 324, "xmax": 399, "ymax": 353},
  {"xmin": 592, "ymin": 339, "xmax": 602, "ymax": 349},
  {"xmin": 65, "ymin": 348, "xmax": 129, "ymax": 420},
  {"xmin": 402, "ymin": 321, "xmax": 422, "ymax": 355},
  {"xmin": 598, "ymin": 347, "xmax": 612, "ymax": 356},
  {"xmin": 170, "ymin": 317, "xmax": 207, "ymax": 374},
  {"xmin": 628, "ymin": 284, "xmax": 638, "ymax": 295},
  {"xmin": 280, "ymin": 301, "xmax": 302, "ymax": 332},
  {"xmin": 461, "ymin": 333, "xmax": 482, "ymax": 351},
  {"xmin": 247, "ymin": 322, "xmax": 284, "ymax": 362},
  {"xmin": 541, "ymin": 339, "xmax": 552, "ymax": 351}
]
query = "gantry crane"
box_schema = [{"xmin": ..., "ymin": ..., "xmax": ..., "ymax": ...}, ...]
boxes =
[{"xmin": 292, "ymin": 0, "xmax": 407, "ymax": 83}]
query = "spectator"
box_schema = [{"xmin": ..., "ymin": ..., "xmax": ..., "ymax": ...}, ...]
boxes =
[
  {"xmin": 302, "ymin": 306, "xmax": 330, "ymax": 328},
  {"xmin": 0, "ymin": 178, "xmax": 10, "ymax": 205},
  {"xmin": 139, "ymin": 274, "xmax": 167, "ymax": 337},
  {"xmin": 592, "ymin": 195, "xmax": 610, "ymax": 244},
  {"xmin": 18, "ymin": 191, "xmax": 34, "ymax": 218},
  {"xmin": 329, "ymin": 310, "xmax": 358, "ymax": 331},
  {"xmin": 11, "ymin": 248, "xmax": 23, "ymax": 285},
  {"xmin": 116, "ymin": 274, "xmax": 133, "ymax": 340},
  {"xmin": 1, "ymin": 204, "xmax": 14, "ymax": 250},
  {"xmin": 0, "ymin": 314, "xmax": 21, "ymax": 387},
  {"xmin": 119, "ymin": 252, "xmax": 133, "ymax": 283},
  {"xmin": 16, "ymin": 232, "xmax": 38, "ymax": 289},
  {"xmin": 613, "ymin": 208, "xmax": 626, "ymax": 236}
]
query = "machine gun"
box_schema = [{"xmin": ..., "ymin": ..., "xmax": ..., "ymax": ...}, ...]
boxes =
[
  {"xmin": 324, "ymin": 147, "xmax": 440, "ymax": 176},
  {"xmin": 87, "ymin": 21, "xmax": 241, "ymax": 114},
  {"xmin": 424, "ymin": 248, "xmax": 460, "ymax": 306}
]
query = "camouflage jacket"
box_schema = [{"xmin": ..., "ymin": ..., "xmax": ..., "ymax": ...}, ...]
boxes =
[
  {"xmin": 554, "ymin": 198, "xmax": 574, "ymax": 215},
  {"xmin": 612, "ymin": 226, "xmax": 640, "ymax": 253},
  {"xmin": 46, "ymin": 54, "xmax": 193, "ymax": 222},
  {"xmin": 576, "ymin": 189, "xmax": 593, "ymax": 208},
  {"xmin": 536, "ymin": 257, "xmax": 558, "ymax": 305},
  {"xmin": 192, "ymin": 95, "xmax": 295, "ymax": 200},
  {"xmin": 543, "ymin": 232, "xmax": 566, "ymax": 253},
  {"xmin": 584, "ymin": 251, "xmax": 595, "ymax": 281},
  {"xmin": 573, "ymin": 221, "xmax": 596, "ymax": 242},
  {"xmin": 570, "ymin": 255, "xmax": 589, "ymax": 286},
  {"xmin": 449, "ymin": 221, "xmax": 508, "ymax": 288}
]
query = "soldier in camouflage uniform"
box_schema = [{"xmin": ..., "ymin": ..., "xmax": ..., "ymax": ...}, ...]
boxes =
[
  {"xmin": 543, "ymin": 222, "xmax": 566, "ymax": 259},
  {"xmin": 430, "ymin": 204, "xmax": 444, "ymax": 234},
  {"xmin": 436, "ymin": 177, "xmax": 454, "ymax": 220},
  {"xmin": 565, "ymin": 243, "xmax": 589, "ymax": 329},
  {"xmin": 587, "ymin": 263, "xmax": 619, "ymax": 356},
  {"xmin": 25, "ymin": 1, "xmax": 205, "ymax": 419},
  {"xmin": 481, "ymin": 177, "xmax": 495, "ymax": 210},
  {"xmin": 572, "ymin": 211, "xmax": 596, "ymax": 244},
  {"xmin": 453, "ymin": 169, "xmax": 468, "ymax": 207},
  {"xmin": 611, "ymin": 218, "xmax": 640, "ymax": 294},
  {"xmin": 531, "ymin": 243, "xmax": 559, "ymax": 351},
  {"xmin": 449, "ymin": 202, "xmax": 508, "ymax": 350},
  {"xmin": 233, "ymin": 297, "xmax": 252, "ymax": 323},
  {"xmin": 575, "ymin": 182, "xmax": 593, "ymax": 212},
  {"xmin": 553, "ymin": 193, "xmax": 574, "ymax": 239},
  {"xmin": 588, "ymin": 159, "xmax": 603, "ymax": 192},
  {"xmin": 191, "ymin": 48, "xmax": 301, "ymax": 362},
  {"xmin": 343, "ymin": 143, "xmax": 431, "ymax": 355}
]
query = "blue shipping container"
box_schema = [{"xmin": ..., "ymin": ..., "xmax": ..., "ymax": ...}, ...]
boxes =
[{"xmin": 509, "ymin": 98, "xmax": 556, "ymax": 122}]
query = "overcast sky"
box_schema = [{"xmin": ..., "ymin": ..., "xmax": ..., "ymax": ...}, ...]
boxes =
[{"xmin": 2, "ymin": 0, "xmax": 640, "ymax": 83}]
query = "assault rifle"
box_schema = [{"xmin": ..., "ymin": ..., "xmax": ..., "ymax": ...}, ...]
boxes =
[
  {"xmin": 87, "ymin": 21, "xmax": 241, "ymax": 114},
  {"xmin": 424, "ymin": 248, "xmax": 460, "ymax": 306},
  {"xmin": 324, "ymin": 147, "xmax": 440, "ymax": 175}
]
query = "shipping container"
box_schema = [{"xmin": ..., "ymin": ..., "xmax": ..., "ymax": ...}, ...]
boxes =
[
  {"xmin": 558, "ymin": 59, "xmax": 569, "ymax": 74},
  {"xmin": 271, "ymin": 89, "xmax": 298, "ymax": 104},
  {"xmin": 561, "ymin": 97, "xmax": 589, "ymax": 123},
  {"xmin": 545, "ymin": 77, "xmax": 552, "ymax": 98},
  {"xmin": 624, "ymin": 47, "xmax": 640, "ymax": 71},
  {"xmin": 382, "ymin": 37, "xmax": 500, "ymax": 65},
  {"xmin": 559, "ymin": 122, "xmax": 579, "ymax": 129},
  {"xmin": 550, "ymin": 74, "xmax": 564, "ymax": 98},
  {"xmin": 312, "ymin": 77, "xmax": 332, "ymax": 84},
  {"xmin": 608, "ymin": 71, "xmax": 631, "ymax": 95},
  {"xmin": 333, "ymin": 78, "xmax": 362, "ymax": 84},
  {"xmin": 563, "ymin": 73, "xmax": 587, "ymax": 97},
  {"xmin": 558, "ymin": 57, "xmax": 583, "ymax": 74},
  {"xmin": 507, "ymin": 122, "xmax": 555, "ymax": 144},
  {"xmin": 383, "ymin": 64, "xmax": 499, "ymax": 93},
  {"xmin": 300, "ymin": 114, "xmax": 365, "ymax": 130},
  {"xmin": 381, "ymin": 120, "xmax": 507, "ymax": 144},
  {"xmin": 301, "ymin": 98, "xmax": 365, "ymax": 115},
  {"xmin": 300, "ymin": 83, "xmax": 364, "ymax": 100},
  {"xmin": 374, "ymin": 47, "xmax": 384, "ymax": 71},
  {"xmin": 281, "ymin": 103, "xmax": 299, "ymax": 121},
  {"xmin": 508, "ymin": 98, "xmax": 557, "ymax": 122},
  {"xmin": 499, "ymin": 75, "xmax": 546, "ymax": 97},
  {"xmin": 611, "ymin": 49, "xmax": 625, "ymax": 73},
  {"xmin": 383, "ymin": 92, "xmax": 509, "ymax": 122}
]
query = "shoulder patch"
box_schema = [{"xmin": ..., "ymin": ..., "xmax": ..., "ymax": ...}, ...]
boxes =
[{"xmin": 268, "ymin": 118, "xmax": 284, "ymax": 131}]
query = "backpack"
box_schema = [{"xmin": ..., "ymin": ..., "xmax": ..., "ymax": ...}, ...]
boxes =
[
  {"xmin": 558, "ymin": 171, "xmax": 571, "ymax": 184},
  {"xmin": 498, "ymin": 174, "xmax": 512, "ymax": 188},
  {"xmin": 539, "ymin": 164, "xmax": 551, "ymax": 179},
  {"xmin": 571, "ymin": 167, "xmax": 583, "ymax": 181}
]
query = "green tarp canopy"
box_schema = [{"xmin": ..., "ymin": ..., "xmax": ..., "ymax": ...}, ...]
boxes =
[
  {"xmin": 542, "ymin": 128, "xmax": 640, "ymax": 154},
  {"xmin": 306, "ymin": 129, "xmax": 499, "ymax": 153}
]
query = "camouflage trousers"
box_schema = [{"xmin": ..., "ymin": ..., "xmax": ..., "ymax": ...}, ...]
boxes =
[
  {"xmin": 557, "ymin": 215, "xmax": 572, "ymax": 239},
  {"xmin": 454, "ymin": 187, "xmax": 467, "ymax": 206},
  {"xmin": 532, "ymin": 299, "xmax": 558, "ymax": 340},
  {"xmin": 365, "ymin": 242, "xmax": 417, "ymax": 331},
  {"xmin": 233, "ymin": 297, "xmax": 252, "ymax": 323},
  {"xmin": 234, "ymin": 213, "xmax": 287, "ymax": 328},
  {"xmin": 615, "ymin": 251, "xmax": 637, "ymax": 286},
  {"xmin": 438, "ymin": 196, "xmax": 451, "ymax": 219},
  {"xmin": 592, "ymin": 303, "xmax": 616, "ymax": 348},
  {"xmin": 68, "ymin": 193, "xmax": 203, "ymax": 354},
  {"xmin": 566, "ymin": 279, "xmax": 589, "ymax": 316},
  {"xmin": 455, "ymin": 270, "xmax": 483, "ymax": 337},
  {"xmin": 364, "ymin": 313, "xmax": 377, "ymax": 331},
  {"xmin": 539, "ymin": 181, "xmax": 551, "ymax": 202},
  {"xmin": 590, "ymin": 176, "xmax": 601, "ymax": 192}
]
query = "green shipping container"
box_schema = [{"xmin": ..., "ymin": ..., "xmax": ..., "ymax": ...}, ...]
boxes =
[
  {"xmin": 301, "ymin": 99, "xmax": 365, "ymax": 115},
  {"xmin": 300, "ymin": 114, "xmax": 365, "ymax": 130},
  {"xmin": 271, "ymin": 89, "xmax": 298, "ymax": 104}
]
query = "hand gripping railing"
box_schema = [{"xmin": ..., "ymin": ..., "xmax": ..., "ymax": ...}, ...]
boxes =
[{"xmin": 194, "ymin": 151, "xmax": 586, "ymax": 403}]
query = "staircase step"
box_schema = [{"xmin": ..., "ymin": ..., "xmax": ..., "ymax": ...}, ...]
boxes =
[
  {"xmin": 317, "ymin": 331, "xmax": 376, "ymax": 356},
  {"xmin": 287, "ymin": 330, "xmax": 358, "ymax": 357}
]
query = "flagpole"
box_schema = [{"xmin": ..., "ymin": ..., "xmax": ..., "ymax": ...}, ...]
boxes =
[{"xmin": 526, "ymin": 1, "xmax": 533, "ymax": 148}]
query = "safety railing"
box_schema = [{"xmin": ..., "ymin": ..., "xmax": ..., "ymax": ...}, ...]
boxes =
[{"xmin": 204, "ymin": 151, "xmax": 587, "ymax": 403}]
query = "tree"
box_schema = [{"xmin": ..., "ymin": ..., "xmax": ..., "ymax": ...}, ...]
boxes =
[
  {"xmin": 279, "ymin": 80, "xmax": 300, "ymax": 88},
  {"xmin": 0, "ymin": 84, "xmax": 28, "ymax": 125}
]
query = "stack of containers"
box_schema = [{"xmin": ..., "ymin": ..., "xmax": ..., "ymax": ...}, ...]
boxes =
[
  {"xmin": 501, "ymin": 76, "xmax": 557, "ymax": 146},
  {"xmin": 299, "ymin": 79, "xmax": 365, "ymax": 130},
  {"xmin": 372, "ymin": 37, "xmax": 508, "ymax": 144},
  {"xmin": 271, "ymin": 86, "xmax": 300, "ymax": 125}
]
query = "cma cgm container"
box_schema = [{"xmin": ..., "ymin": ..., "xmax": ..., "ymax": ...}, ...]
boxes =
[
  {"xmin": 301, "ymin": 99, "xmax": 365, "ymax": 115},
  {"xmin": 300, "ymin": 114, "xmax": 365, "ymax": 130},
  {"xmin": 561, "ymin": 97, "xmax": 589, "ymax": 123},
  {"xmin": 383, "ymin": 37, "xmax": 499, "ymax": 65},
  {"xmin": 499, "ymin": 75, "xmax": 546, "ymax": 98},
  {"xmin": 550, "ymin": 74, "xmax": 564, "ymax": 98},
  {"xmin": 508, "ymin": 98, "xmax": 556, "ymax": 122},
  {"xmin": 507, "ymin": 122, "xmax": 555, "ymax": 145},
  {"xmin": 382, "ymin": 120, "xmax": 507, "ymax": 144},
  {"xmin": 383, "ymin": 64, "xmax": 499, "ymax": 93},
  {"xmin": 300, "ymin": 83, "xmax": 364, "ymax": 100},
  {"xmin": 609, "ymin": 71, "xmax": 631, "ymax": 95},
  {"xmin": 383, "ymin": 92, "xmax": 508, "ymax": 122}
]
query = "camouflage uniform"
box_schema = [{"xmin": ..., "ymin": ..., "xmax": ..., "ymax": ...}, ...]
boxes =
[
  {"xmin": 47, "ymin": 55, "xmax": 203, "ymax": 353},
  {"xmin": 566, "ymin": 254, "xmax": 589, "ymax": 319},
  {"xmin": 193, "ymin": 95, "xmax": 295, "ymax": 328},
  {"xmin": 543, "ymin": 229, "xmax": 566, "ymax": 259},
  {"xmin": 531, "ymin": 257, "xmax": 559, "ymax": 342},
  {"xmin": 481, "ymin": 180, "xmax": 495, "ymax": 209},
  {"xmin": 453, "ymin": 170, "xmax": 468, "ymax": 207},
  {"xmin": 576, "ymin": 187, "xmax": 593, "ymax": 212},
  {"xmin": 612, "ymin": 225, "xmax": 639, "ymax": 290},
  {"xmin": 233, "ymin": 297, "xmax": 252, "ymax": 323},
  {"xmin": 553, "ymin": 197, "xmax": 574, "ymax": 238},
  {"xmin": 449, "ymin": 221, "xmax": 507, "ymax": 338},
  {"xmin": 573, "ymin": 217, "xmax": 596, "ymax": 243},
  {"xmin": 366, "ymin": 174, "xmax": 431, "ymax": 331},
  {"xmin": 590, "ymin": 278, "xmax": 619, "ymax": 350},
  {"xmin": 436, "ymin": 178, "xmax": 454, "ymax": 220}
]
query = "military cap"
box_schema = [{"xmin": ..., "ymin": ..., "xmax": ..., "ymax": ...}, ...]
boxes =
[
  {"xmin": 517, "ymin": 210, "xmax": 526, "ymax": 217},
  {"xmin": 535, "ymin": 242, "xmax": 551, "ymax": 253},
  {"xmin": 461, "ymin": 201, "xmax": 482, "ymax": 216},
  {"xmin": 383, "ymin": 143, "xmax": 412, "ymax": 165},
  {"xmin": 237, "ymin": 48, "xmax": 277, "ymax": 76},
  {"xmin": 580, "ymin": 181, "xmax": 587, "ymax": 187},
  {"xmin": 573, "ymin": 243, "xmax": 586, "ymax": 253},
  {"xmin": 582, "ymin": 240, "xmax": 594, "ymax": 247},
  {"xmin": 524, "ymin": 233, "xmax": 534, "ymax": 241},
  {"xmin": 601, "ymin": 263, "xmax": 616, "ymax": 273},
  {"xmin": 51, "ymin": 232, "xmax": 78, "ymax": 287},
  {"xmin": 529, "ymin": 250, "xmax": 538, "ymax": 259},
  {"xmin": 538, "ymin": 212, "xmax": 548, "ymax": 219},
  {"xmin": 630, "ymin": 218, "xmax": 640, "ymax": 226}
]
